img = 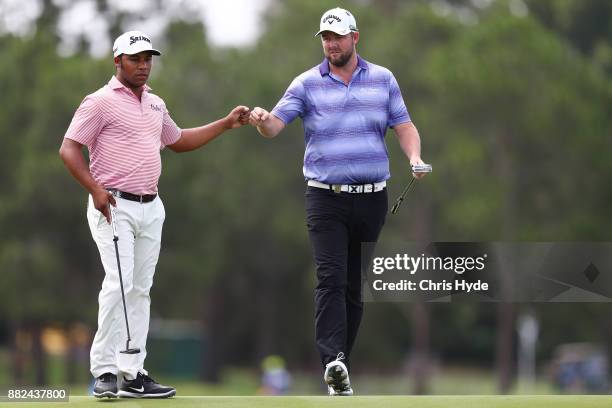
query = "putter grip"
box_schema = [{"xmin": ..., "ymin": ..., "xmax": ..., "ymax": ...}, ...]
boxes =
[
  {"xmin": 411, "ymin": 163, "xmax": 432, "ymax": 173},
  {"xmin": 110, "ymin": 206, "xmax": 118, "ymax": 238}
]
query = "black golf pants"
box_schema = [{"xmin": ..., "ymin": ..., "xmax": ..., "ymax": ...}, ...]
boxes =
[{"xmin": 305, "ymin": 186, "xmax": 388, "ymax": 370}]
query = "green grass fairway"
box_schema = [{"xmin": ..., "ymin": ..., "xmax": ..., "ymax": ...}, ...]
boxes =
[{"xmin": 6, "ymin": 395, "xmax": 612, "ymax": 408}]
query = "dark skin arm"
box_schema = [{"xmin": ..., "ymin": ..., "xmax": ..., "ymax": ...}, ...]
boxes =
[
  {"xmin": 59, "ymin": 139, "xmax": 116, "ymax": 223},
  {"xmin": 59, "ymin": 106, "xmax": 250, "ymax": 221},
  {"xmin": 168, "ymin": 106, "xmax": 250, "ymax": 152}
]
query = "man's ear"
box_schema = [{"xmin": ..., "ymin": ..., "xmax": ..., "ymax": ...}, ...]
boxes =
[
  {"xmin": 352, "ymin": 32, "xmax": 360, "ymax": 45},
  {"xmin": 113, "ymin": 55, "xmax": 121, "ymax": 69}
]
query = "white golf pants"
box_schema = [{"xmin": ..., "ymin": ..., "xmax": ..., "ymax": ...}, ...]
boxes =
[{"xmin": 87, "ymin": 194, "xmax": 165, "ymax": 380}]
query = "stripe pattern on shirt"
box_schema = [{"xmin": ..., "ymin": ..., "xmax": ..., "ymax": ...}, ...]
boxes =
[
  {"xmin": 64, "ymin": 76, "xmax": 181, "ymax": 195},
  {"xmin": 271, "ymin": 56, "xmax": 410, "ymax": 185}
]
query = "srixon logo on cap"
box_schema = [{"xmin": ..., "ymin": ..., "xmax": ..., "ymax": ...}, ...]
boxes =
[{"xmin": 129, "ymin": 35, "xmax": 151, "ymax": 46}]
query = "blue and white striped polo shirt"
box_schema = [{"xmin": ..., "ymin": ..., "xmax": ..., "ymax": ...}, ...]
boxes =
[{"xmin": 271, "ymin": 55, "xmax": 410, "ymax": 185}]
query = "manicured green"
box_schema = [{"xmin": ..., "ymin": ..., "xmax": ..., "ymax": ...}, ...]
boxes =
[{"xmin": 6, "ymin": 395, "xmax": 612, "ymax": 408}]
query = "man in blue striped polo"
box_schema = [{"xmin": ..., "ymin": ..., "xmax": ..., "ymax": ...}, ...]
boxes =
[{"xmin": 249, "ymin": 7, "xmax": 427, "ymax": 396}]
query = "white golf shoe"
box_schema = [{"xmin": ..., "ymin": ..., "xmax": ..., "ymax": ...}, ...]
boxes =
[
  {"xmin": 324, "ymin": 352, "xmax": 353, "ymax": 396},
  {"xmin": 328, "ymin": 385, "xmax": 354, "ymax": 396}
]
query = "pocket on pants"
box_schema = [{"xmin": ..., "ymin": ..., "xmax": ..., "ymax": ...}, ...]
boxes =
[
  {"xmin": 87, "ymin": 197, "xmax": 108, "ymax": 228},
  {"xmin": 306, "ymin": 214, "xmax": 334, "ymax": 232},
  {"xmin": 96, "ymin": 210, "xmax": 108, "ymax": 228},
  {"xmin": 157, "ymin": 196, "xmax": 166, "ymax": 221}
]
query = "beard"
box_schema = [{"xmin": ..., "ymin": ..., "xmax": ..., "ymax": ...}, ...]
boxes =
[{"xmin": 326, "ymin": 47, "xmax": 354, "ymax": 67}]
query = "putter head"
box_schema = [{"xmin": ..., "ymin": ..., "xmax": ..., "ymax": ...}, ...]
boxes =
[{"xmin": 120, "ymin": 348, "xmax": 141, "ymax": 355}]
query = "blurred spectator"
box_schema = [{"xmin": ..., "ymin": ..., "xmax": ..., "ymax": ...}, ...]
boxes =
[
  {"xmin": 551, "ymin": 343, "xmax": 608, "ymax": 392},
  {"xmin": 258, "ymin": 355, "xmax": 291, "ymax": 395}
]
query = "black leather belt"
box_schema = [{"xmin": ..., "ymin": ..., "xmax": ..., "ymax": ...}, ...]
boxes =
[{"xmin": 107, "ymin": 189, "xmax": 157, "ymax": 203}]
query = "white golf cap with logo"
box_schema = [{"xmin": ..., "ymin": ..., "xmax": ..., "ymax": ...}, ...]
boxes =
[
  {"xmin": 315, "ymin": 7, "xmax": 358, "ymax": 37},
  {"xmin": 113, "ymin": 30, "xmax": 161, "ymax": 57}
]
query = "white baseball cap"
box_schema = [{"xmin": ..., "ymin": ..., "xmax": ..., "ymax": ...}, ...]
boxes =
[
  {"xmin": 112, "ymin": 30, "xmax": 161, "ymax": 57},
  {"xmin": 314, "ymin": 7, "xmax": 358, "ymax": 37}
]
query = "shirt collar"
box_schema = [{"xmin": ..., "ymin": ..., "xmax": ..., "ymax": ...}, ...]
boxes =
[
  {"xmin": 318, "ymin": 54, "xmax": 368, "ymax": 76},
  {"xmin": 108, "ymin": 75, "xmax": 152, "ymax": 92}
]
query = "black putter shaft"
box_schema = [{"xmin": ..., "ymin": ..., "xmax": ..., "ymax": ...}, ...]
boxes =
[
  {"xmin": 391, "ymin": 177, "xmax": 416, "ymax": 214},
  {"xmin": 110, "ymin": 205, "xmax": 140, "ymax": 354}
]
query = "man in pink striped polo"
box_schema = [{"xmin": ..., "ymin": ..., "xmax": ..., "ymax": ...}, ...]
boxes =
[{"xmin": 59, "ymin": 30, "xmax": 249, "ymax": 399}]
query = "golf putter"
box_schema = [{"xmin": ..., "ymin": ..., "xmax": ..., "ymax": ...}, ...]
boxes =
[
  {"xmin": 391, "ymin": 163, "xmax": 432, "ymax": 214},
  {"xmin": 110, "ymin": 205, "xmax": 140, "ymax": 355}
]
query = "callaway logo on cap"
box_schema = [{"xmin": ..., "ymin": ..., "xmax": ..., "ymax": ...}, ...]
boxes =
[
  {"xmin": 113, "ymin": 30, "xmax": 161, "ymax": 57},
  {"xmin": 314, "ymin": 7, "xmax": 358, "ymax": 37}
]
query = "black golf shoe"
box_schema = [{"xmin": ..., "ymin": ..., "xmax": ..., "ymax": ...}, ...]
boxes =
[
  {"xmin": 118, "ymin": 372, "xmax": 176, "ymax": 398},
  {"xmin": 93, "ymin": 372, "xmax": 118, "ymax": 398}
]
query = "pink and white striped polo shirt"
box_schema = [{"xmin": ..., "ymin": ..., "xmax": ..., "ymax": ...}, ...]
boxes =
[{"xmin": 64, "ymin": 76, "xmax": 182, "ymax": 195}]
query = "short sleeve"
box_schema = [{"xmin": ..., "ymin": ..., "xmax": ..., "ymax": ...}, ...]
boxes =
[
  {"xmin": 64, "ymin": 96, "xmax": 105, "ymax": 146},
  {"xmin": 387, "ymin": 73, "xmax": 411, "ymax": 128},
  {"xmin": 160, "ymin": 105, "xmax": 182, "ymax": 147},
  {"xmin": 271, "ymin": 78, "xmax": 306, "ymax": 125}
]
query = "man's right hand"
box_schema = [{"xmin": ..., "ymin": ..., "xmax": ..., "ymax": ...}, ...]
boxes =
[
  {"xmin": 249, "ymin": 107, "xmax": 270, "ymax": 127},
  {"xmin": 248, "ymin": 107, "xmax": 285, "ymax": 138},
  {"xmin": 60, "ymin": 138, "xmax": 117, "ymax": 221},
  {"xmin": 92, "ymin": 188, "xmax": 116, "ymax": 224}
]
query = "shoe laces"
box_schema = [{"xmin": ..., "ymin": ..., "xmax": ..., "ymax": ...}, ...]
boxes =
[
  {"xmin": 140, "ymin": 373, "xmax": 155, "ymax": 384},
  {"xmin": 336, "ymin": 352, "xmax": 345, "ymax": 361}
]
